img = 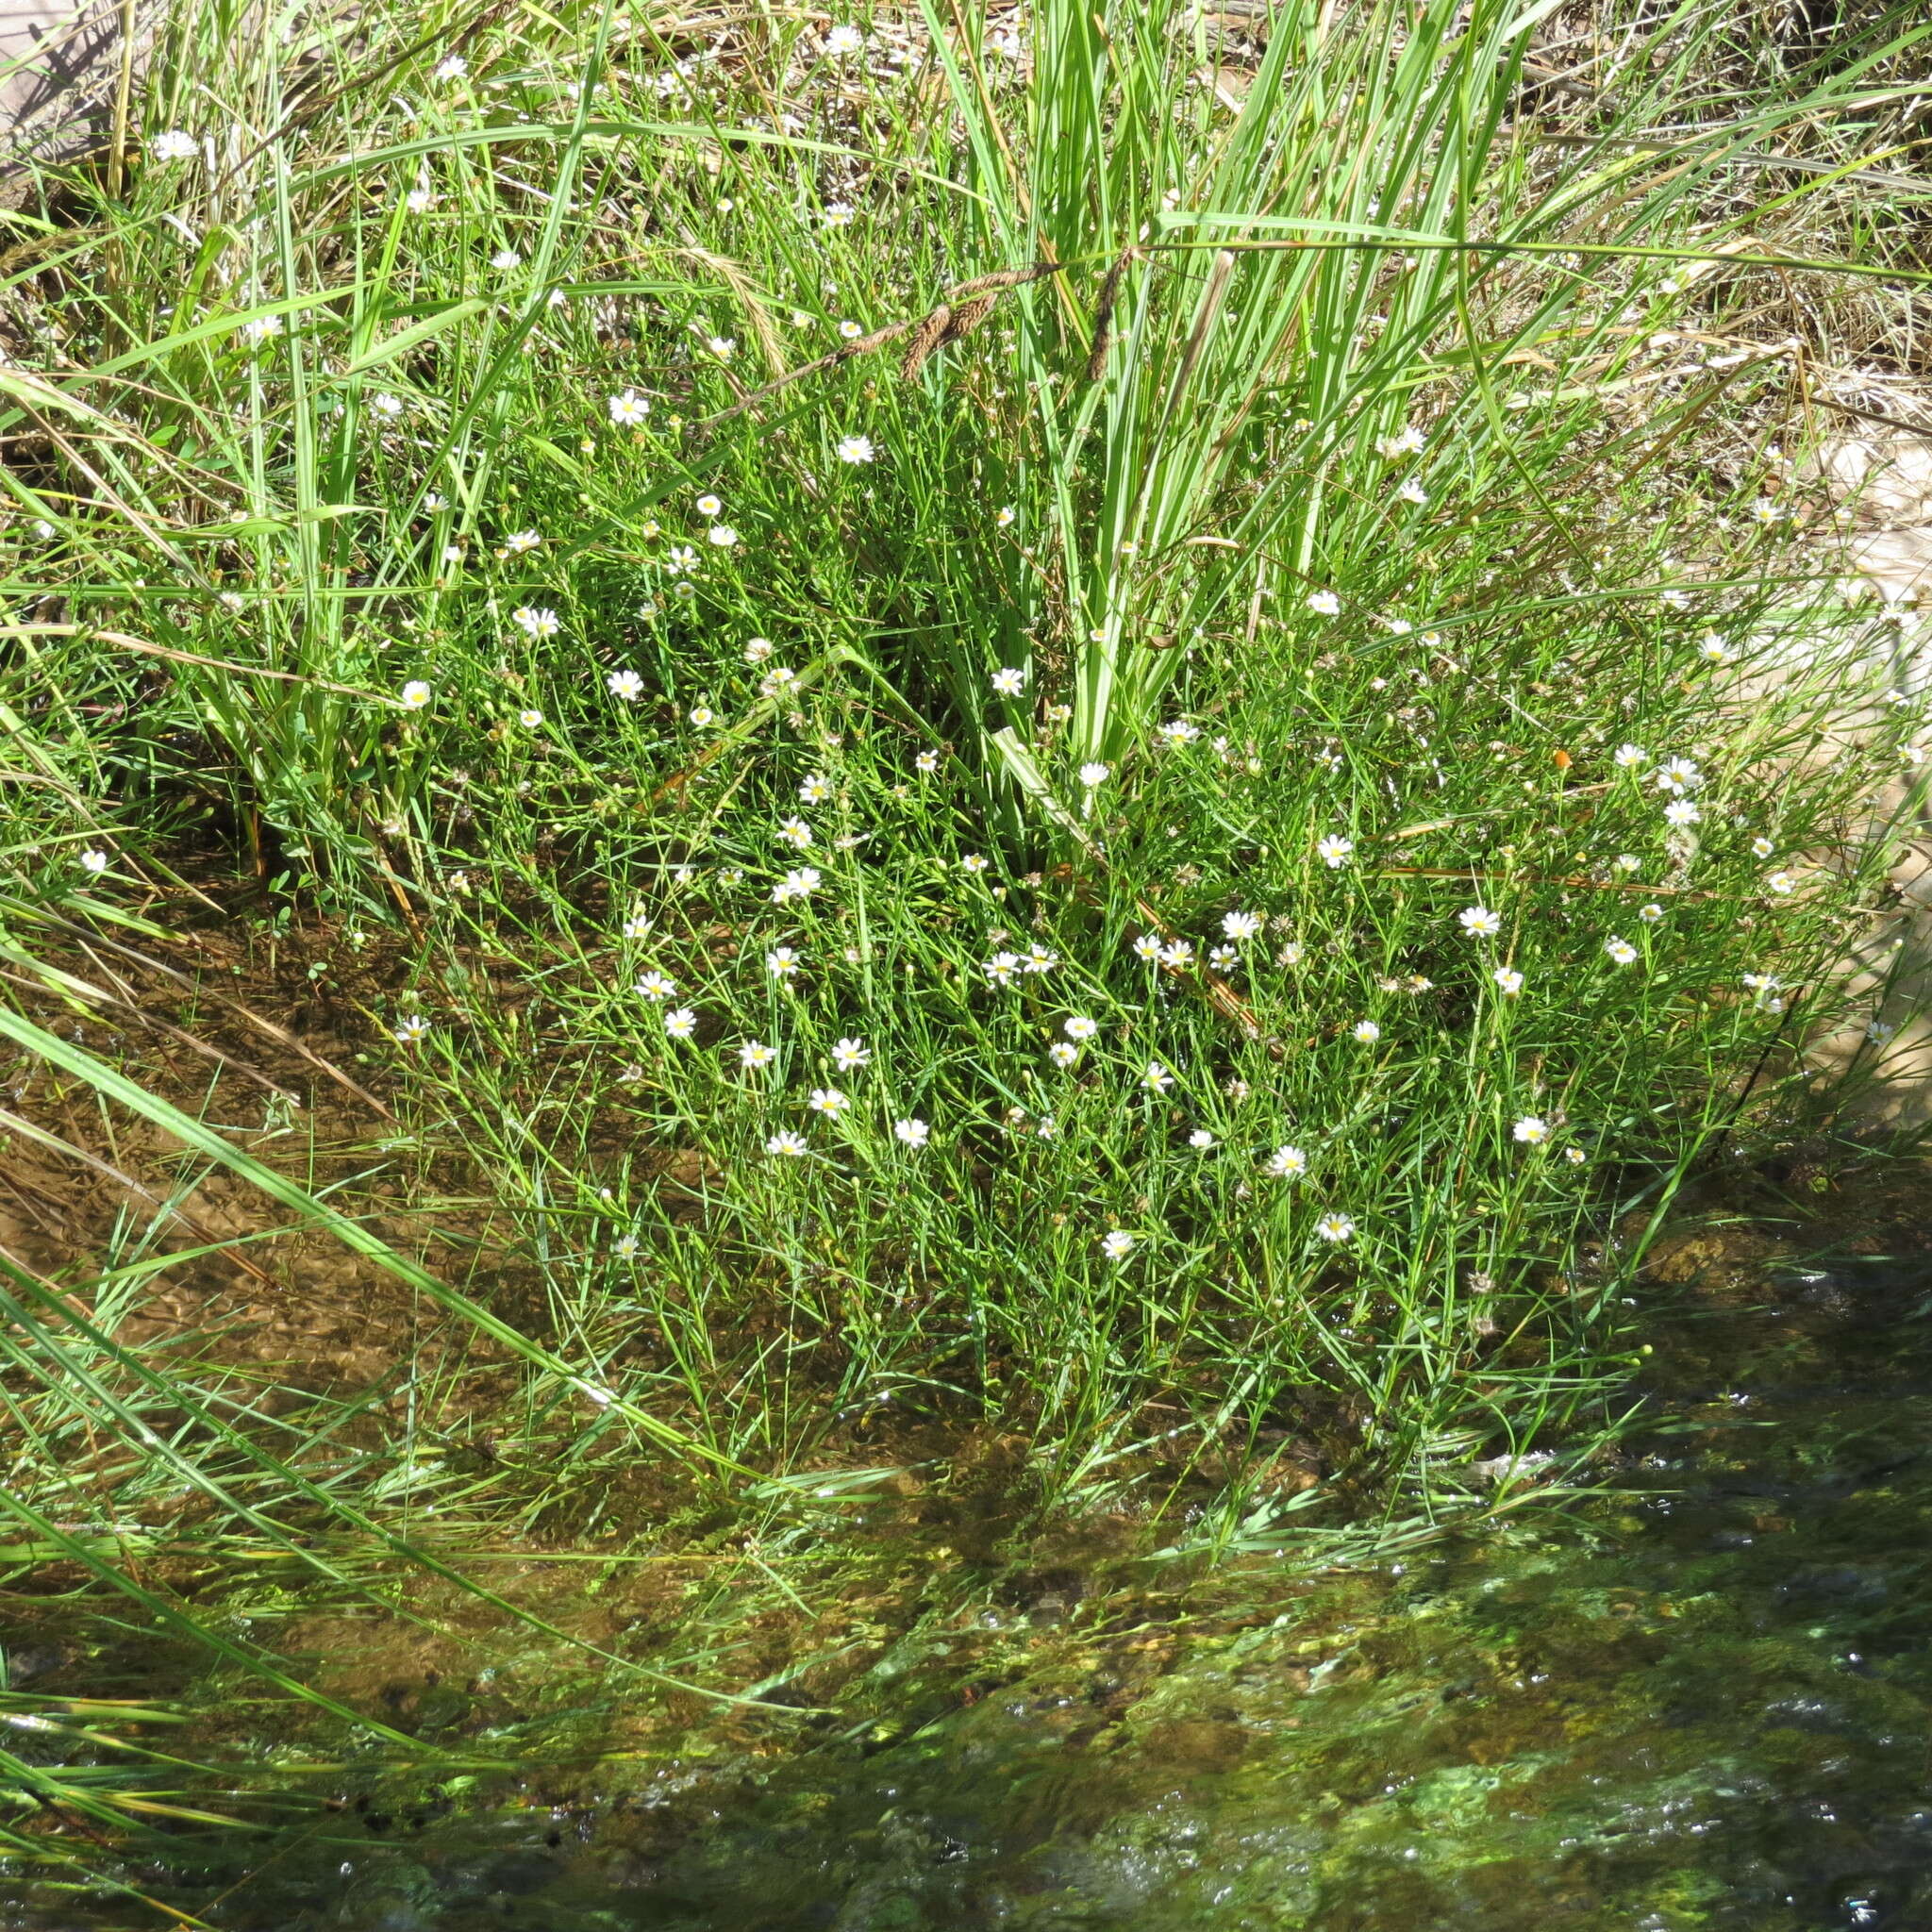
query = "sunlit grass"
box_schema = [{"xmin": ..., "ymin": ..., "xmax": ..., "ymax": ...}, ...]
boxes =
[{"xmin": 0, "ymin": 0, "xmax": 1928, "ymax": 1907}]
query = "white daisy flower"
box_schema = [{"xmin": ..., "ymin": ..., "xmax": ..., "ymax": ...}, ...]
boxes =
[
  {"xmin": 1766, "ymin": 871, "xmax": 1795, "ymax": 895},
  {"xmin": 608, "ymin": 390, "xmax": 650, "ymax": 425},
  {"xmin": 830, "ymin": 1037, "xmax": 870, "ymax": 1071},
  {"xmin": 960, "ymin": 854, "xmax": 989, "ymax": 874},
  {"xmin": 399, "ymin": 679, "xmax": 432, "ymax": 711},
  {"xmin": 519, "ymin": 708, "xmax": 543, "ymax": 728},
  {"xmin": 1605, "ymin": 937, "xmax": 1639, "ymax": 965},
  {"xmin": 739, "ymin": 1041, "xmax": 776, "ymax": 1070},
  {"xmin": 635, "ymin": 969, "xmax": 676, "ymax": 1001},
  {"xmin": 393, "ymin": 1013, "xmax": 431, "ymax": 1044},
  {"xmin": 1307, "ymin": 590, "xmax": 1341, "ymax": 615},
  {"xmin": 766, "ymin": 1129, "xmax": 808, "ymax": 1157},
  {"xmin": 1458, "ymin": 906, "xmax": 1501, "ymax": 938},
  {"xmin": 434, "ymin": 54, "xmax": 469, "ymax": 80},
  {"xmin": 799, "ymin": 774, "xmax": 833, "ymax": 805},
  {"xmin": 1492, "ymin": 967, "xmax": 1524, "ymax": 996},
  {"xmin": 491, "ymin": 248, "xmax": 521, "ymax": 270},
  {"xmin": 766, "ymin": 947, "xmax": 801, "ymax": 977},
  {"xmin": 991, "ymin": 666, "xmax": 1025, "ymax": 696},
  {"xmin": 1266, "ymin": 1145, "xmax": 1307, "ymax": 1178},
  {"xmin": 808, "ymin": 1086, "xmax": 848, "ymax": 1116},
  {"xmin": 1142, "ymin": 1061, "xmax": 1174, "ymax": 1092},
  {"xmin": 836, "ymin": 434, "xmax": 875, "ymax": 464},
  {"xmin": 1101, "ymin": 1230, "xmax": 1136, "ymax": 1261},
  {"xmin": 1613, "ymin": 743, "xmax": 1648, "ymax": 771},
  {"xmin": 608, "ymin": 669, "xmax": 645, "ymax": 702},
  {"xmin": 777, "ymin": 817, "xmax": 814, "ymax": 850},
  {"xmin": 1078, "ymin": 762, "xmax": 1110, "ymax": 788},
  {"xmin": 915, "ymin": 749, "xmax": 940, "ymax": 774},
  {"xmin": 149, "ymin": 129, "xmax": 200, "ymax": 162},
  {"xmin": 894, "ymin": 1117, "xmax": 930, "ymax": 1147},
  {"xmin": 1512, "ymin": 1115, "xmax": 1548, "ymax": 1144},
  {"xmin": 505, "ymin": 528, "xmax": 541, "ymax": 553},
  {"xmin": 1222, "ymin": 910, "xmax": 1262, "ymax": 941},
  {"xmin": 1049, "ymin": 1041, "xmax": 1079, "ymax": 1068},
  {"xmin": 513, "ymin": 606, "xmax": 560, "ymax": 638},
  {"xmin": 1664, "ymin": 800, "xmax": 1701, "ymax": 827},
  {"xmin": 1314, "ymin": 1212, "xmax": 1355, "ymax": 1243},
  {"xmin": 1064, "ymin": 1015, "xmax": 1099, "ymax": 1041},
  {"xmin": 79, "ymin": 848, "xmax": 110, "ymax": 874},
  {"xmin": 664, "ymin": 1008, "xmax": 697, "ymax": 1040},
  {"xmin": 1316, "ymin": 834, "xmax": 1355, "ymax": 869},
  {"xmin": 1132, "ymin": 934, "xmax": 1162, "ymax": 961},
  {"xmin": 772, "ymin": 867, "xmax": 822, "ymax": 904},
  {"xmin": 1352, "ymin": 1020, "xmax": 1381, "ymax": 1043}
]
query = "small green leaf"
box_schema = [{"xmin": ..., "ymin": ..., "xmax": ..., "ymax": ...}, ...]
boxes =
[{"xmin": 342, "ymin": 298, "xmax": 490, "ymax": 375}]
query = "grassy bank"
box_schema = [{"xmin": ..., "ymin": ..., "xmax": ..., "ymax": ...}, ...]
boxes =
[{"xmin": 1, "ymin": 0, "xmax": 1929, "ymax": 1908}]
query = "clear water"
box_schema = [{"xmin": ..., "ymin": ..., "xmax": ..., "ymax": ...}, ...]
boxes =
[{"xmin": 15, "ymin": 1224, "xmax": 1932, "ymax": 1930}]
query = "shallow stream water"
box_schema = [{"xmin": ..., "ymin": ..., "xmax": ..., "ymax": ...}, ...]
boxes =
[{"xmin": 18, "ymin": 1204, "xmax": 1932, "ymax": 1931}]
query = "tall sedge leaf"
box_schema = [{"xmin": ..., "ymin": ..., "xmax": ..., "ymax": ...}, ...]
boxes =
[
  {"xmin": 0, "ymin": 1254, "xmax": 767, "ymax": 1707},
  {"xmin": 0, "ymin": 1004, "xmax": 746, "ymax": 1477}
]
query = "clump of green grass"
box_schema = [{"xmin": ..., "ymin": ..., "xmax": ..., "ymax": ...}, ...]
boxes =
[{"xmin": 0, "ymin": 0, "xmax": 1928, "ymax": 1893}]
